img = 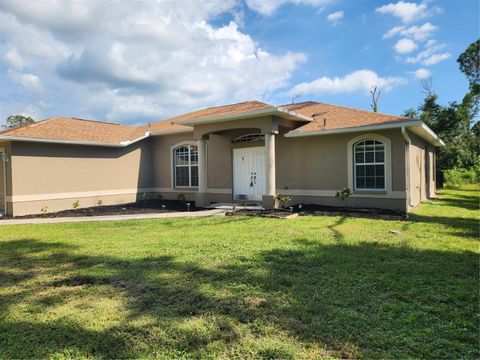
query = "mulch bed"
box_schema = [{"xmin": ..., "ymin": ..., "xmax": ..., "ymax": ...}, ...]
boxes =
[
  {"xmin": 4, "ymin": 199, "xmax": 204, "ymax": 219},
  {"xmin": 226, "ymin": 209, "xmax": 299, "ymax": 219},
  {"xmin": 226, "ymin": 204, "xmax": 406, "ymax": 220}
]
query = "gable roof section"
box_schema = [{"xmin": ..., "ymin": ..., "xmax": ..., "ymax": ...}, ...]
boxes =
[
  {"xmin": 156, "ymin": 100, "xmax": 313, "ymax": 126},
  {"xmin": 0, "ymin": 100, "xmax": 444, "ymax": 147},
  {"xmin": 0, "ymin": 117, "xmax": 148, "ymax": 147},
  {"xmin": 282, "ymin": 101, "xmax": 444, "ymax": 146},
  {"xmin": 282, "ymin": 101, "xmax": 412, "ymax": 132}
]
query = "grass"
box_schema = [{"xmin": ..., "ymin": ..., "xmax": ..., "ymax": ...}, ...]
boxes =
[{"xmin": 0, "ymin": 187, "xmax": 478, "ymax": 359}]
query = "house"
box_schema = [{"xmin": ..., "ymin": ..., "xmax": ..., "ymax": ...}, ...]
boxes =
[{"xmin": 0, "ymin": 101, "xmax": 444, "ymax": 217}]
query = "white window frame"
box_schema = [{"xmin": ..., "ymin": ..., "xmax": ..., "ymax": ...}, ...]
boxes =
[
  {"xmin": 353, "ymin": 139, "xmax": 386, "ymax": 191},
  {"xmin": 173, "ymin": 144, "xmax": 198, "ymax": 188},
  {"xmin": 232, "ymin": 133, "xmax": 265, "ymax": 143},
  {"xmin": 347, "ymin": 133, "xmax": 392, "ymax": 194}
]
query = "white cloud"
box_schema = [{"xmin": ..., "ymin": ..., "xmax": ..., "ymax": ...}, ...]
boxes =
[
  {"xmin": 7, "ymin": 69, "xmax": 43, "ymax": 91},
  {"xmin": 20, "ymin": 105, "xmax": 41, "ymax": 120},
  {"xmin": 327, "ymin": 10, "xmax": 344, "ymax": 22},
  {"xmin": 0, "ymin": 0, "xmax": 307, "ymax": 122},
  {"xmin": 414, "ymin": 68, "xmax": 430, "ymax": 79},
  {"xmin": 4, "ymin": 48, "xmax": 24, "ymax": 69},
  {"xmin": 406, "ymin": 40, "xmax": 450, "ymax": 66},
  {"xmin": 422, "ymin": 53, "xmax": 451, "ymax": 66},
  {"xmin": 375, "ymin": 1, "xmax": 428, "ymax": 23},
  {"xmin": 288, "ymin": 69, "xmax": 405, "ymax": 97},
  {"xmin": 245, "ymin": 0, "xmax": 333, "ymax": 16},
  {"xmin": 383, "ymin": 26, "xmax": 404, "ymax": 39},
  {"xmin": 394, "ymin": 38, "xmax": 418, "ymax": 54},
  {"xmin": 383, "ymin": 22, "xmax": 437, "ymax": 41}
]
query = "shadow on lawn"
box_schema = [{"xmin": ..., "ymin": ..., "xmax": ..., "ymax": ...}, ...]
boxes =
[
  {"xmin": 403, "ymin": 190, "xmax": 479, "ymax": 239},
  {"xmin": 0, "ymin": 238, "xmax": 478, "ymax": 359}
]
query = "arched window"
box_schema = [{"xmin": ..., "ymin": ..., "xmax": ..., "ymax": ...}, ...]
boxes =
[
  {"xmin": 354, "ymin": 139, "xmax": 385, "ymax": 190},
  {"xmin": 173, "ymin": 145, "xmax": 198, "ymax": 187},
  {"xmin": 232, "ymin": 133, "xmax": 264, "ymax": 143}
]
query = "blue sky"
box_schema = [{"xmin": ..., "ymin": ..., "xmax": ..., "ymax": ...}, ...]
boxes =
[{"xmin": 0, "ymin": 0, "xmax": 477, "ymax": 125}]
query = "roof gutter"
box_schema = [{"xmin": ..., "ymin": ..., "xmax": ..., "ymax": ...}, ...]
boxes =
[
  {"xmin": 0, "ymin": 132, "xmax": 151, "ymax": 147},
  {"xmin": 149, "ymin": 128, "xmax": 194, "ymax": 136},
  {"xmin": 401, "ymin": 127, "xmax": 414, "ymax": 208},
  {"xmin": 285, "ymin": 120, "xmax": 423, "ymax": 137},
  {"xmin": 174, "ymin": 107, "xmax": 313, "ymax": 126}
]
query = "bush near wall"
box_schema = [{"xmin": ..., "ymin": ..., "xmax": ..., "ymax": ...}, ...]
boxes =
[{"xmin": 444, "ymin": 167, "xmax": 480, "ymax": 187}]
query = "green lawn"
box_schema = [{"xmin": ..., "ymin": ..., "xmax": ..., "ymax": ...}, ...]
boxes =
[{"xmin": 0, "ymin": 188, "xmax": 478, "ymax": 359}]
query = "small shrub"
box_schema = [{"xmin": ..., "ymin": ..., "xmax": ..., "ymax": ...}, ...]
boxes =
[
  {"xmin": 141, "ymin": 192, "xmax": 150, "ymax": 201},
  {"xmin": 274, "ymin": 194, "xmax": 291, "ymax": 209},
  {"xmin": 72, "ymin": 200, "xmax": 80, "ymax": 209},
  {"xmin": 177, "ymin": 193, "xmax": 186, "ymax": 203},
  {"xmin": 335, "ymin": 188, "xmax": 352, "ymax": 207},
  {"xmin": 97, "ymin": 200, "xmax": 103, "ymax": 206},
  {"xmin": 40, "ymin": 206, "xmax": 48, "ymax": 214},
  {"xmin": 444, "ymin": 167, "xmax": 480, "ymax": 188}
]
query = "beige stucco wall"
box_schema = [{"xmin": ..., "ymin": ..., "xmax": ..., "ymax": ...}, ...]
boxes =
[
  {"xmin": 5, "ymin": 121, "xmax": 438, "ymax": 216},
  {"xmin": 409, "ymin": 131, "xmax": 436, "ymax": 206},
  {"xmin": 0, "ymin": 149, "xmax": 4, "ymax": 211},
  {"xmin": 276, "ymin": 128, "xmax": 406, "ymax": 191},
  {"xmin": 153, "ymin": 126, "xmax": 409, "ymax": 211},
  {"xmin": 0, "ymin": 142, "xmax": 12, "ymax": 214},
  {"xmin": 9, "ymin": 140, "xmax": 154, "ymax": 216}
]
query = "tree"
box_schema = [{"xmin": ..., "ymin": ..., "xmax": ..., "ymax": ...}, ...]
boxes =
[
  {"xmin": 457, "ymin": 39, "xmax": 480, "ymax": 94},
  {"xmin": 3, "ymin": 115, "xmax": 35, "ymax": 129},
  {"xmin": 370, "ymin": 85, "xmax": 381, "ymax": 112},
  {"xmin": 403, "ymin": 40, "xmax": 480, "ymax": 171}
]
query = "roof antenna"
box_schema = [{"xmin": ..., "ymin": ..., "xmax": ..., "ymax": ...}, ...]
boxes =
[{"xmin": 291, "ymin": 95, "xmax": 300, "ymax": 104}]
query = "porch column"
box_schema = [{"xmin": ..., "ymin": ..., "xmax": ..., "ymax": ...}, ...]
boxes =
[
  {"xmin": 197, "ymin": 138, "xmax": 207, "ymax": 193},
  {"xmin": 263, "ymin": 132, "xmax": 276, "ymax": 209},
  {"xmin": 196, "ymin": 137, "xmax": 208, "ymax": 207}
]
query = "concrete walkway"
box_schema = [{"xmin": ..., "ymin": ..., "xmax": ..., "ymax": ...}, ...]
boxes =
[{"xmin": 0, "ymin": 209, "xmax": 227, "ymax": 226}]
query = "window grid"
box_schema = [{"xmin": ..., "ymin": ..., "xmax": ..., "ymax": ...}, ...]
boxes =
[
  {"xmin": 174, "ymin": 145, "xmax": 198, "ymax": 187},
  {"xmin": 354, "ymin": 140, "xmax": 386, "ymax": 190},
  {"xmin": 232, "ymin": 133, "xmax": 265, "ymax": 143}
]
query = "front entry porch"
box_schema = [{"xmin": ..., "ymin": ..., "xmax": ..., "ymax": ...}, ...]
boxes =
[{"xmin": 191, "ymin": 117, "xmax": 281, "ymax": 209}]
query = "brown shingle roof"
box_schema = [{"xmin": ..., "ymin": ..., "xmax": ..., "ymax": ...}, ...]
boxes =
[
  {"xmin": 155, "ymin": 101, "xmax": 273, "ymax": 124},
  {"xmin": 0, "ymin": 100, "xmax": 417, "ymax": 145},
  {"xmin": 281, "ymin": 101, "xmax": 411, "ymax": 133},
  {"xmin": 0, "ymin": 116, "xmax": 146, "ymax": 145}
]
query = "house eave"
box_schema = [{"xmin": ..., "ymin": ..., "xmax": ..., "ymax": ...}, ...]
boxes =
[
  {"xmin": 0, "ymin": 133, "xmax": 150, "ymax": 147},
  {"xmin": 173, "ymin": 107, "xmax": 313, "ymax": 127},
  {"xmin": 285, "ymin": 120, "xmax": 444, "ymax": 147}
]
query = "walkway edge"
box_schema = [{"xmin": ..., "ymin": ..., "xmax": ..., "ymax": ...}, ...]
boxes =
[{"xmin": 0, "ymin": 209, "xmax": 226, "ymax": 226}]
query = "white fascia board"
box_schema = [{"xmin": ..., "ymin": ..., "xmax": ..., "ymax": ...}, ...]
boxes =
[
  {"xmin": 173, "ymin": 107, "xmax": 312, "ymax": 126},
  {"xmin": 119, "ymin": 132, "xmax": 150, "ymax": 146},
  {"xmin": 0, "ymin": 134, "xmax": 149, "ymax": 147},
  {"xmin": 420, "ymin": 123, "xmax": 445, "ymax": 146},
  {"xmin": 149, "ymin": 128, "xmax": 194, "ymax": 136},
  {"xmin": 285, "ymin": 120, "xmax": 423, "ymax": 137}
]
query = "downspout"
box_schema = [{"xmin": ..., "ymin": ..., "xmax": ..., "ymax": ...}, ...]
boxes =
[
  {"xmin": 1, "ymin": 151, "xmax": 7, "ymax": 216},
  {"xmin": 401, "ymin": 127, "xmax": 414, "ymax": 208}
]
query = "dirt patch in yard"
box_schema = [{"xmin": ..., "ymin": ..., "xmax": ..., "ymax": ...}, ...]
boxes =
[{"xmin": 3, "ymin": 200, "xmax": 205, "ymax": 219}]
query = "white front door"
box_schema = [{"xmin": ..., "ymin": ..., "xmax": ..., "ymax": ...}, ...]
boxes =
[{"xmin": 233, "ymin": 147, "xmax": 265, "ymax": 201}]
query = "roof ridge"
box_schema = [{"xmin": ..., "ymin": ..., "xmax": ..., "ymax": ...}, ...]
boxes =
[
  {"xmin": 281, "ymin": 101, "xmax": 410, "ymax": 120},
  {"xmin": 69, "ymin": 117, "xmax": 124, "ymax": 126}
]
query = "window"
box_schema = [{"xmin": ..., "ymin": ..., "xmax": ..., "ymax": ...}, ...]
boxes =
[
  {"xmin": 354, "ymin": 140, "xmax": 385, "ymax": 190},
  {"xmin": 232, "ymin": 133, "xmax": 264, "ymax": 143},
  {"xmin": 173, "ymin": 145, "xmax": 198, "ymax": 187}
]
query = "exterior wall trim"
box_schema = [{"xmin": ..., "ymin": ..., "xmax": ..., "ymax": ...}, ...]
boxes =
[
  {"xmin": 347, "ymin": 133, "xmax": 393, "ymax": 195},
  {"xmin": 169, "ymin": 140, "xmax": 199, "ymax": 189},
  {"xmin": 277, "ymin": 189, "xmax": 406, "ymax": 199},
  {"xmin": 6, "ymin": 187, "xmax": 234, "ymax": 203}
]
